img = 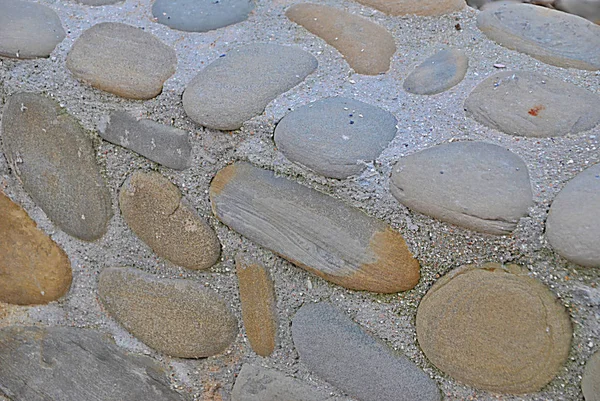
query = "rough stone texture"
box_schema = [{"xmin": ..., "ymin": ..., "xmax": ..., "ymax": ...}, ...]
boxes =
[
  {"xmin": 292, "ymin": 302, "xmax": 441, "ymax": 401},
  {"xmin": 583, "ymin": 350, "xmax": 600, "ymax": 401},
  {"xmin": 477, "ymin": 2, "xmax": 600, "ymax": 70},
  {"xmin": 152, "ymin": 0, "xmax": 254, "ymax": 32},
  {"xmin": 390, "ymin": 141, "xmax": 533, "ymax": 235},
  {"xmin": 0, "ymin": 325, "xmax": 186, "ymax": 401},
  {"xmin": 274, "ymin": 97, "xmax": 397, "ymax": 179},
  {"xmin": 465, "ymin": 71, "xmax": 600, "ymax": 137},
  {"xmin": 0, "ymin": 193, "xmax": 72, "ymax": 305},
  {"xmin": 119, "ymin": 171, "xmax": 220, "ymax": 270},
  {"xmin": 1, "ymin": 92, "xmax": 112, "ymax": 241},
  {"xmin": 236, "ymin": 254, "xmax": 277, "ymax": 357},
  {"xmin": 66, "ymin": 22, "xmax": 177, "ymax": 99},
  {"xmin": 416, "ymin": 262, "xmax": 572, "ymax": 393},
  {"xmin": 0, "ymin": 0, "xmax": 65, "ymax": 58},
  {"xmin": 182, "ymin": 43, "xmax": 317, "ymax": 131},
  {"xmin": 286, "ymin": 4, "xmax": 396, "ymax": 75},
  {"xmin": 403, "ymin": 49, "xmax": 468, "ymax": 95},
  {"xmin": 546, "ymin": 163, "xmax": 600, "ymax": 267},
  {"xmin": 353, "ymin": 0, "xmax": 465, "ymax": 16},
  {"xmin": 210, "ymin": 162, "xmax": 420, "ymax": 293},
  {"xmin": 98, "ymin": 267, "xmax": 238, "ymax": 358},
  {"xmin": 99, "ymin": 111, "xmax": 191, "ymax": 170}
]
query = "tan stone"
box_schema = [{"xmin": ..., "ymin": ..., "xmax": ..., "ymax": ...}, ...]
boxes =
[
  {"xmin": 583, "ymin": 350, "xmax": 600, "ymax": 401},
  {"xmin": 353, "ymin": 0, "xmax": 465, "ymax": 16}
]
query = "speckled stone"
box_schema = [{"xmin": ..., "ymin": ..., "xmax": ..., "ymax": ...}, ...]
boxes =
[
  {"xmin": 98, "ymin": 267, "xmax": 238, "ymax": 358},
  {"xmin": 583, "ymin": 350, "xmax": 600, "ymax": 401},
  {"xmin": 353, "ymin": 0, "xmax": 464, "ymax": 16},
  {"xmin": 152, "ymin": 0, "xmax": 254, "ymax": 32},
  {"xmin": 403, "ymin": 49, "xmax": 468, "ymax": 95}
]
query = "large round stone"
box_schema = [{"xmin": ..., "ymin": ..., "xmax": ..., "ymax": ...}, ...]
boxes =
[{"xmin": 152, "ymin": 0, "xmax": 254, "ymax": 32}]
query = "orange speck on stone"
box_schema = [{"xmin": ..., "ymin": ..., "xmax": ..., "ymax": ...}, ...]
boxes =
[{"xmin": 528, "ymin": 104, "xmax": 545, "ymax": 116}]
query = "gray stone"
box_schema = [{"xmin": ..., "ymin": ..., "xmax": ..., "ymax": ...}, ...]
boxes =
[
  {"xmin": 1, "ymin": 92, "xmax": 112, "ymax": 241},
  {"xmin": 74, "ymin": 0, "xmax": 122, "ymax": 5},
  {"xmin": 546, "ymin": 163, "xmax": 600, "ymax": 267},
  {"xmin": 554, "ymin": 0, "xmax": 600, "ymax": 24},
  {"xmin": 0, "ymin": 325, "xmax": 186, "ymax": 401},
  {"xmin": 183, "ymin": 44, "xmax": 317, "ymax": 131},
  {"xmin": 390, "ymin": 141, "xmax": 533, "ymax": 235},
  {"xmin": 583, "ymin": 350, "xmax": 600, "ymax": 401},
  {"xmin": 274, "ymin": 97, "xmax": 397, "ymax": 179},
  {"xmin": 99, "ymin": 111, "xmax": 191, "ymax": 170},
  {"xmin": 292, "ymin": 302, "xmax": 441, "ymax": 401},
  {"xmin": 152, "ymin": 0, "xmax": 254, "ymax": 32},
  {"xmin": 403, "ymin": 49, "xmax": 468, "ymax": 95},
  {"xmin": 465, "ymin": 71, "xmax": 600, "ymax": 137},
  {"xmin": 98, "ymin": 267, "xmax": 238, "ymax": 358},
  {"xmin": 0, "ymin": 0, "xmax": 65, "ymax": 58},
  {"xmin": 67, "ymin": 22, "xmax": 177, "ymax": 99},
  {"xmin": 477, "ymin": 2, "xmax": 600, "ymax": 70},
  {"xmin": 210, "ymin": 162, "xmax": 420, "ymax": 293}
]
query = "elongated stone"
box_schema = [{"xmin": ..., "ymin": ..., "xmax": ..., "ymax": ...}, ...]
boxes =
[
  {"xmin": 403, "ymin": 49, "xmax": 468, "ymax": 95},
  {"xmin": 152, "ymin": 0, "xmax": 254, "ymax": 32},
  {"xmin": 210, "ymin": 162, "xmax": 420, "ymax": 293},
  {"xmin": 352, "ymin": 0, "xmax": 464, "ymax": 16}
]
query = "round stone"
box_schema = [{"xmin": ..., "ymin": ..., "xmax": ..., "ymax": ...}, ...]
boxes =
[
  {"xmin": 152, "ymin": 0, "xmax": 254, "ymax": 32},
  {"xmin": 403, "ymin": 49, "xmax": 468, "ymax": 95}
]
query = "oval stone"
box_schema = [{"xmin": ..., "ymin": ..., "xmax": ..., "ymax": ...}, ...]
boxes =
[
  {"xmin": 583, "ymin": 350, "xmax": 600, "ymax": 401},
  {"xmin": 274, "ymin": 97, "xmax": 397, "ymax": 179},
  {"xmin": 546, "ymin": 163, "xmax": 600, "ymax": 267},
  {"xmin": 0, "ymin": 0, "xmax": 65, "ymax": 59},
  {"xmin": 210, "ymin": 162, "xmax": 420, "ymax": 293},
  {"xmin": 390, "ymin": 141, "xmax": 533, "ymax": 235},
  {"xmin": 2, "ymin": 93, "xmax": 112, "ymax": 241},
  {"xmin": 353, "ymin": 0, "xmax": 464, "ymax": 16},
  {"xmin": 465, "ymin": 71, "xmax": 600, "ymax": 137},
  {"xmin": 286, "ymin": 4, "xmax": 396, "ymax": 75},
  {"xmin": 403, "ymin": 49, "xmax": 468, "ymax": 95},
  {"xmin": 0, "ymin": 193, "xmax": 72, "ymax": 305},
  {"xmin": 98, "ymin": 267, "xmax": 238, "ymax": 358},
  {"xmin": 182, "ymin": 43, "xmax": 317, "ymax": 131},
  {"xmin": 67, "ymin": 22, "xmax": 177, "ymax": 99},
  {"xmin": 477, "ymin": 2, "xmax": 600, "ymax": 70},
  {"xmin": 152, "ymin": 0, "xmax": 254, "ymax": 32},
  {"xmin": 119, "ymin": 171, "xmax": 220, "ymax": 270},
  {"xmin": 416, "ymin": 263, "xmax": 572, "ymax": 393}
]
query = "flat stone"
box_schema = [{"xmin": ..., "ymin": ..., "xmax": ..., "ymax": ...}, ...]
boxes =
[
  {"xmin": 477, "ymin": 2, "xmax": 600, "ymax": 70},
  {"xmin": 286, "ymin": 4, "xmax": 396, "ymax": 75},
  {"xmin": 352, "ymin": 0, "xmax": 464, "ymax": 16},
  {"xmin": 235, "ymin": 254, "xmax": 277, "ymax": 357},
  {"xmin": 119, "ymin": 171, "xmax": 220, "ymax": 270},
  {"xmin": 390, "ymin": 141, "xmax": 533, "ymax": 235},
  {"xmin": 2, "ymin": 92, "xmax": 112, "ymax": 241},
  {"xmin": 99, "ymin": 111, "xmax": 191, "ymax": 170},
  {"xmin": 0, "ymin": 326, "xmax": 185, "ymax": 400},
  {"xmin": 546, "ymin": 163, "xmax": 600, "ymax": 267},
  {"xmin": 292, "ymin": 302, "xmax": 441, "ymax": 401},
  {"xmin": 182, "ymin": 43, "xmax": 317, "ymax": 131},
  {"xmin": 274, "ymin": 97, "xmax": 397, "ymax": 179},
  {"xmin": 465, "ymin": 71, "xmax": 600, "ymax": 137},
  {"xmin": 416, "ymin": 263, "xmax": 572, "ymax": 393},
  {"xmin": 554, "ymin": 0, "xmax": 600, "ymax": 24},
  {"xmin": 210, "ymin": 162, "xmax": 420, "ymax": 293},
  {"xmin": 98, "ymin": 267, "xmax": 238, "ymax": 358},
  {"xmin": 583, "ymin": 350, "xmax": 600, "ymax": 401},
  {"xmin": 67, "ymin": 22, "xmax": 177, "ymax": 99},
  {"xmin": 0, "ymin": 0, "xmax": 65, "ymax": 58},
  {"xmin": 0, "ymin": 193, "xmax": 72, "ymax": 305},
  {"xmin": 403, "ymin": 49, "xmax": 468, "ymax": 95},
  {"xmin": 152, "ymin": 0, "xmax": 254, "ymax": 32}
]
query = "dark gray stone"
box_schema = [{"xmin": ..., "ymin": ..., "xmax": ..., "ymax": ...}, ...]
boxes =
[
  {"xmin": 99, "ymin": 111, "xmax": 191, "ymax": 170},
  {"xmin": 152, "ymin": 0, "xmax": 254, "ymax": 32},
  {"xmin": 274, "ymin": 97, "xmax": 397, "ymax": 179},
  {"xmin": 292, "ymin": 302, "xmax": 441, "ymax": 401},
  {"xmin": 403, "ymin": 49, "xmax": 468, "ymax": 95}
]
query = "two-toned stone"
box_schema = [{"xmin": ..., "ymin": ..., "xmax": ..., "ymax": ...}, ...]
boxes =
[{"xmin": 403, "ymin": 49, "xmax": 468, "ymax": 95}]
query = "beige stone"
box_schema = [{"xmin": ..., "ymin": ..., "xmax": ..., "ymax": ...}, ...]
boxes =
[{"xmin": 353, "ymin": 0, "xmax": 465, "ymax": 16}]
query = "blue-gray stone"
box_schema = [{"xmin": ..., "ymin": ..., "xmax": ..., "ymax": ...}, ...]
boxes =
[
  {"xmin": 152, "ymin": 0, "xmax": 254, "ymax": 32},
  {"xmin": 403, "ymin": 49, "xmax": 468, "ymax": 95}
]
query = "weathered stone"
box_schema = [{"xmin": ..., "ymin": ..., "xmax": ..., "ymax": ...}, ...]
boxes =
[
  {"xmin": 465, "ymin": 71, "xmax": 600, "ymax": 137},
  {"xmin": 182, "ymin": 44, "xmax": 317, "ymax": 131},
  {"xmin": 403, "ymin": 49, "xmax": 468, "ymax": 95},
  {"xmin": 0, "ymin": 193, "xmax": 72, "ymax": 305},
  {"xmin": 99, "ymin": 111, "xmax": 191, "ymax": 170},
  {"xmin": 416, "ymin": 263, "xmax": 572, "ymax": 393},
  {"xmin": 286, "ymin": 4, "xmax": 396, "ymax": 75},
  {"xmin": 98, "ymin": 267, "xmax": 238, "ymax": 358},
  {"xmin": 236, "ymin": 254, "xmax": 277, "ymax": 357},
  {"xmin": 0, "ymin": 0, "xmax": 65, "ymax": 58},
  {"xmin": 274, "ymin": 97, "xmax": 397, "ymax": 179},
  {"xmin": 119, "ymin": 171, "xmax": 220, "ymax": 270},
  {"xmin": 210, "ymin": 162, "xmax": 419, "ymax": 293},
  {"xmin": 477, "ymin": 2, "xmax": 600, "ymax": 70},
  {"xmin": 390, "ymin": 141, "xmax": 533, "ymax": 235},
  {"xmin": 353, "ymin": 0, "xmax": 464, "ymax": 16},
  {"xmin": 2, "ymin": 92, "xmax": 112, "ymax": 241},
  {"xmin": 583, "ymin": 350, "xmax": 600, "ymax": 401},
  {"xmin": 67, "ymin": 22, "xmax": 177, "ymax": 99},
  {"xmin": 0, "ymin": 325, "xmax": 185, "ymax": 400},
  {"xmin": 546, "ymin": 163, "xmax": 600, "ymax": 267},
  {"xmin": 152, "ymin": 0, "xmax": 254, "ymax": 32},
  {"xmin": 292, "ymin": 302, "xmax": 441, "ymax": 401}
]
